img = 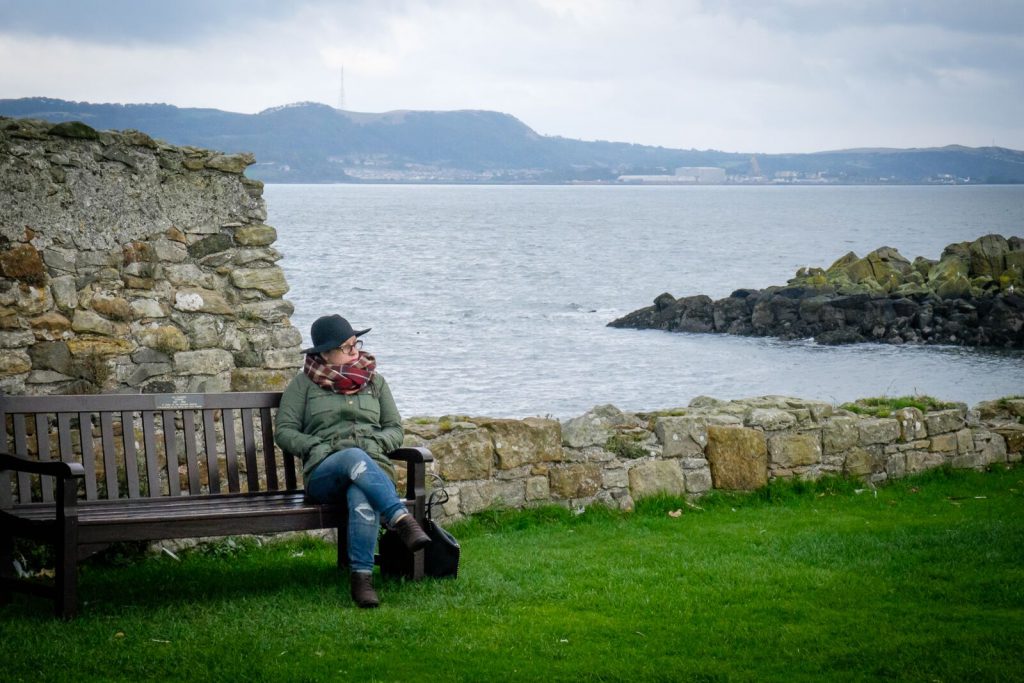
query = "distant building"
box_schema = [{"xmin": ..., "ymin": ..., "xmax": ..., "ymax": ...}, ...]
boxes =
[
  {"xmin": 617, "ymin": 166, "xmax": 726, "ymax": 184},
  {"xmin": 674, "ymin": 166, "xmax": 726, "ymax": 183}
]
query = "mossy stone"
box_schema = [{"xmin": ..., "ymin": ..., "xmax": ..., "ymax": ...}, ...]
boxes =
[{"xmin": 48, "ymin": 121, "xmax": 100, "ymax": 140}]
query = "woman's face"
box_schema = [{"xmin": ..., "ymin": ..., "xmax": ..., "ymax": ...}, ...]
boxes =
[{"xmin": 321, "ymin": 335, "xmax": 361, "ymax": 365}]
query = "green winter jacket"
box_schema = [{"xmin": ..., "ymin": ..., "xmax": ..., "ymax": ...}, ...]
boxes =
[{"xmin": 274, "ymin": 371, "xmax": 404, "ymax": 483}]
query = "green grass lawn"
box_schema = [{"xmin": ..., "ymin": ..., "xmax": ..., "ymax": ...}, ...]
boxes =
[{"xmin": 3, "ymin": 466, "xmax": 1023, "ymax": 682}]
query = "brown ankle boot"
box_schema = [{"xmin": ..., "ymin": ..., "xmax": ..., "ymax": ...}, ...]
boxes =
[
  {"xmin": 350, "ymin": 572, "xmax": 379, "ymax": 609},
  {"xmin": 394, "ymin": 514, "xmax": 431, "ymax": 551}
]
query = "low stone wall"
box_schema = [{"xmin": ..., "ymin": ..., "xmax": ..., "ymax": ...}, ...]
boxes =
[
  {"xmin": 403, "ymin": 396, "xmax": 1024, "ymax": 521},
  {"xmin": 0, "ymin": 117, "xmax": 302, "ymax": 395}
]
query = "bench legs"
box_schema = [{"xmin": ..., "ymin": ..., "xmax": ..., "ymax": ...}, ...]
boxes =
[{"xmin": 55, "ymin": 531, "xmax": 78, "ymax": 620}]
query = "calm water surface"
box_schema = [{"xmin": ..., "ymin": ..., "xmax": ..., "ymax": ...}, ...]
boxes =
[{"xmin": 265, "ymin": 184, "xmax": 1024, "ymax": 418}]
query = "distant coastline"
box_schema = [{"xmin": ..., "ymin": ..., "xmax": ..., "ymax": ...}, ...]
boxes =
[{"xmin": 2, "ymin": 98, "xmax": 1023, "ymax": 185}]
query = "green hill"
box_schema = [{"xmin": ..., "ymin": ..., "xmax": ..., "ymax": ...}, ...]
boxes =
[{"xmin": 2, "ymin": 97, "xmax": 1022, "ymax": 184}]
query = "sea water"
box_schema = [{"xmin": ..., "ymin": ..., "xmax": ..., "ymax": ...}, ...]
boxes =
[{"xmin": 266, "ymin": 184, "xmax": 1024, "ymax": 418}]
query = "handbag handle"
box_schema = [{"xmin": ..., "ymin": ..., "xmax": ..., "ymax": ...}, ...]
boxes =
[{"xmin": 426, "ymin": 473, "xmax": 449, "ymax": 520}]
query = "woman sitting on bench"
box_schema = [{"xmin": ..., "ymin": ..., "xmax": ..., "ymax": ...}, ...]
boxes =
[{"xmin": 274, "ymin": 314, "xmax": 431, "ymax": 608}]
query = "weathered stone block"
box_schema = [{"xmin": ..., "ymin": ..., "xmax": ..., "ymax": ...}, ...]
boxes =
[
  {"xmin": 29, "ymin": 311, "xmax": 71, "ymax": 340},
  {"xmin": 907, "ymin": 451, "xmax": 945, "ymax": 474},
  {"xmin": 602, "ymin": 467, "xmax": 629, "ymax": 489},
  {"xmin": 886, "ymin": 453, "xmax": 907, "ymax": 479},
  {"xmin": 188, "ymin": 233, "xmax": 234, "ymax": 259},
  {"xmin": 858, "ymin": 418, "xmax": 900, "ymax": 445},
  {"xmin": 459, "ymin": 479, "xmax": 525, "ymax": 515},
  {"xmin": 525, "ymin": 475, "xmax": 550, "ymax": 501},
  {"xmin": 174, "ymin": 349, "xmax": 234, "ymax": 375},
  {"xmin": 130, "ymin": 298, "xmax": 166, "ymax": 319},
  {"xmin": 122, "ymin": 362, "xmax": 172, "ymax": 387},
  {"xmin": 925, "ymin": 409, "xmax": 965, "ymax": 435},
  {"xmin": 684, "ymin": 468, "xmax": 713, "ymax": 494},
  {"xmin": 66, "ymin": 337, "xmax": 133, "ymax": 358},
  {"xmin": 768, "ymin": 431, "xmax": 822, "ymax": 468},
  {"xmin": 139, "ymin": 325, "xmax": 190, "ymax": 354},
  {"xmin": 823, "ymin": 416, "xmax": 860, "ymax": 454},
  {"xmin": 164, "ymin": 264, "xmax": 213, "ymax": 288},
  {"xmin": 746, "ymin": 408, "xmax": 797, "ymax": 431},
  {"xmin": 655, "ymin": 416, "xmax": 707, "ymax": 457},
  {"xmin": 90, "ymin": 294, "xmax": 133, "ymax": 321},
  {"xmin": 0, "ymin": 329, "xmax": 36, "ymax": 348},
  {"xmin": 929, "ymin": 433, "xmax": 957, "ymax": 453},
  {"xmin": 205, "ymin": 153, "xmax": 255, "ymax": 174},
  {"xmin": 49, "ymin": 275, "xmax": 78, "ymax": 310},
  {"xmin": 71, "ymin": 309, "xmax": 125, "ymax": 337},
  {"xmin": 549, "ymin": 463, "xmax": 602, "ymax": 499},
  {"xmin": 430, "ymin": 428, "xmax": 494, "ymax": 482},
  {"xmin": 956, "ymin": 428, "xmax": 975, "ymax": 455},
  {"xmin": 627, "ymin": 459, "xmax": 686, "ymax": 498},
  {"xmin": 230, "ymin": 267, "xmax": 289, "ymax": 297},
  {"xmin": 706, "ymin": 425, "xmax": 768, "ymax": 490},
  {"xmin": 0, "ymin": 243, "xmax": 46, "ymax": 285},
  {"xmin": 0, "ymin": 349, "xmax": 31, "ymax": 375},
  {"xmin": 263, "ymin": 348, "xmax": 301, "ymax": 370},
  {"xmin": 10, "ymin": 285, "xmax": 53, "ymax": 316},
  {"xmin": 174, "ymin": 288, "xmax": 233, "ymax": 315},
  {"xmin": 28, "ymin": 341, "xmax": 73, "ymax": 374},
  {"xmin": 483, "ymin": 417, "xmax": 563, "ymax": 469},
  {"xmin": 974, "ymin": 431, "xmax": 1008, "ymax": 465},
  {"xmin": 992, "ymin": 424, "xmax": 1024, "ymax": 454},
  {"xmin": 844, "ymin": 447, "xmax": 875, "ymax": 476},
  {"xmin": 152, "ymin": 239, "xmax": 187, "ymax": 263},
  {"xmin": 893, "ymin": 407, "xmax": 926, "ymax": 442},
  {"xmin": 237, "ymin": 300, "xmax": 294, "ymax": 323},
  {"xmin": 234, "ymin": 224, "xmax": 278, "ymax": 247},
  {"xmin": 228, "ymin": 368, "xmax": 292, "ymax": 392},
  {"xmin": 562, "ymin": 404, "xmax": 634, "ymax": 448}
]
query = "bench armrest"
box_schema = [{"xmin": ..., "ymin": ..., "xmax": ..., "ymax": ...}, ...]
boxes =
[
  {"xmin": 385, "ymin": 447, "xmax": 432, "ymax": 515},
  {"xmin": 386, "ymin": 446, "xmax": 434, "ymax": 464},
  {"xmin": 0, "ymin": 451, "xmax": 86, "ymax": 479}
]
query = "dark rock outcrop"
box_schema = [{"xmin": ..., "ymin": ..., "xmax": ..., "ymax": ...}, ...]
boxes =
[{"xmin": 609, "ymin": 235, "xmax": 1024, "ymax": 348}]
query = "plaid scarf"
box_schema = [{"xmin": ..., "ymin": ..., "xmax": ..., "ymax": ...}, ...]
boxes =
[{"xmin": 303, "ymin": 351, "xmax": 377, "ymax": 395}]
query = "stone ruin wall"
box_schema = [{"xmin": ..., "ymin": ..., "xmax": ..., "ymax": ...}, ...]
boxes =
[
  {"xmin": 407, "ymin": 396, "xmax": 1024, "ymax": 522},
  {"xmin": 1, "ymin": 116, "xmax": 1021, "ymax": 523},
  {"xmin": 0, "ymin": 117, "xmax": 302, "ymax": 396}
]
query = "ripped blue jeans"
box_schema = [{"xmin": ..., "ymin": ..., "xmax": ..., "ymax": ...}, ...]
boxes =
[{"xmin": 304, "ymin": 448, "xmax": 407, "ymax": 573}]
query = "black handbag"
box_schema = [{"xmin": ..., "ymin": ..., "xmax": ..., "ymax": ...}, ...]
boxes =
[
  {"xmin": 422, "ymin": 481, "xmax": 460, "ymax": 578},
  {"xmin": 380, "ymin": 476, "xmax": 460, "ymax": 579}
]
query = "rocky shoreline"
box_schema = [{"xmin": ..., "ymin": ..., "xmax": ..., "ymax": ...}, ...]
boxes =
[{"xmin": 609, "ymin": 234, "xmax": 1024, "ymax": 347}]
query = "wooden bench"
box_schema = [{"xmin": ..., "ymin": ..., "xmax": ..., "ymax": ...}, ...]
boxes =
[{"xmin": 0, "ymin": 391, "xmax": 432, "ymax": 619}]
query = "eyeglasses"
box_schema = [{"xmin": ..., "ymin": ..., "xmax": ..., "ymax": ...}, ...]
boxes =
[{"xmin": 336, "ymin": 340, "xmax": 363, "ymax": 354}]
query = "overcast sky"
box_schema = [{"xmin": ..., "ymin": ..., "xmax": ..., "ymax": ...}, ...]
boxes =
[{"xmin": 1, "ymin": 0, "xmax": 1022, "ymax": 153}]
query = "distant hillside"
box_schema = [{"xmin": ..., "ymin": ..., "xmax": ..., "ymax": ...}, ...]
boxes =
[{"xmin": 2, "ymin": 97, "xmax": 1023, "ymax": 184}]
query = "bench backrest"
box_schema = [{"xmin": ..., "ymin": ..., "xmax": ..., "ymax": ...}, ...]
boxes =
[{"xmin": 1, "ymin": 392, "xmax": 297, "ymax": 507}]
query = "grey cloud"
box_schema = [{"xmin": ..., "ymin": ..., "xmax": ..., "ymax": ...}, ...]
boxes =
[
  {"xmin": 0, "ymin": 0, "xmax": 297, "ymax": 44},
  {"xmin": 704, "ymin": 0, "xmax": 1024, "ymax": 36}
]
